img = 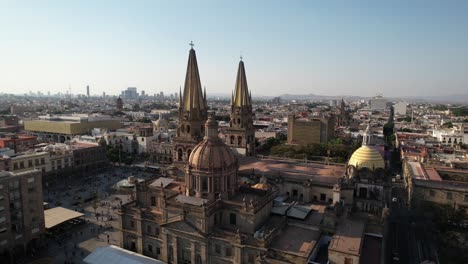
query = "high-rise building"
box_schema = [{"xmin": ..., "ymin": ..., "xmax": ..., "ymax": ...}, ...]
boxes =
[
  {"xmin": 369, "ymin": 95, "xmax": 387, "ymax": 110},
  {"xmin": 394, "ymin": 101, "xmax": 407, "ymax": 115},
  {"xmin": 121, "ymin": 87, "xmax": 138, "ymax": 99},
  {"xmin": 287, "ymin": 114, "xmax": 335, "ymax": 145},
  {"xmin": 224, "ymin": 59, "xmax": 255, "ymax": 156},
  {"xmin": 116, "ymin": 96, "xmax": 123, "ymax": 111},
  {"xmin": 0, "ymin": 169, "xmax": 45, "ymax": 257},
  {"xmin": 86, "ymin": 85, "xmax": 90, "ymax": 97},
  {"xmin": 172, "ymin": 45, "xmax": 208, "ymax": 167}
]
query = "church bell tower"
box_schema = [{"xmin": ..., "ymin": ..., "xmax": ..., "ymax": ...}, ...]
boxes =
[
  {"xmin": 173, "ymin": 42, "xmax": 208, "ymax": 166},
  {"xmin": 225, "ymin": 58, "xmax": 255, "ymax": 156}
]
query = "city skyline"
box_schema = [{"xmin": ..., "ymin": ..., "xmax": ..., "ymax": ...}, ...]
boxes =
[{"xmin": 1, "ymin": 1, "xmax": 468, "ymax": 97}]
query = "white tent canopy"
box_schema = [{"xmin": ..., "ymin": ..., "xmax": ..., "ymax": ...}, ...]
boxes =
[
  {"xmin": 44, "ymin": 207, "xmax": 84, "ymax": 229},
  {"xmin": 84, "ymin": 245, "xmax": 166, "ymax": 264}
]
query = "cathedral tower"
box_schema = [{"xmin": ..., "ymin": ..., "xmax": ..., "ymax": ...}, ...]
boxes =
[
  {"xmin": 225, "ymin": 58, "xmax": 255, "ymax": 156},
  {"xmin": 173, "ymin": 44, "xmax": 208, "ymax": 166}
]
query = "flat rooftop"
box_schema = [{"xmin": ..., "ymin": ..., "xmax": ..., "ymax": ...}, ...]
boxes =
[
  {"xmin": 238, "ymin": 156, "xmax": 344, "ymax": 185},
  {"xmin": 328, "ymin": 219, "xmax": 365, "ymax": 256},
  {"xmin": 270, "ymin": 225, "xmax": 320, "ymax": 256}
]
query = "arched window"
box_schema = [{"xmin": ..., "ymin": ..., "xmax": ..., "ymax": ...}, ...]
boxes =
[
  {"xmin": 187, "ymin": 149, "xmax": 192, "ymax": 159},
  {"xmin": 237, "ymin": 118, "xmax": 240, "ymax": 125},
  {"xmin": 238, "ymin": 136, "xmax": 242, "ymax": 145},
  {"xmin": 187, "ymin": 125, "xmax": 191, "ymax": 133},
  {"xmin": 230, "ymin": 136, "xmax": 235, "ymax": 145},
  {"xmin": 177, "ymin": 149, "xmax": 183, "ymax": 161}
]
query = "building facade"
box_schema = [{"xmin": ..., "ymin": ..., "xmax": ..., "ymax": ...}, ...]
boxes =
[
  {"xmin": 287, "ymin": 114, "xmax": 335, "ymax": 145},
  {"xmin": 0, "ymin": 169, "xmax": 45, "ymax": 260}
]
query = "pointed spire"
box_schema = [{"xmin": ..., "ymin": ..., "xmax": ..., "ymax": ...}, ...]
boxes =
[
  {"xmin": 178, "ymin": 86, "xmax": 182, "ymax": 106},
  {"xmin": 204, "ymin": 86, "xmax": 207, "ymax": 102},
  {"xmin": 233, "ymin": 59, "xmax": 251, "ymax": 107},
  {"xmin": 181, "ymin": 45, "xmax": 207, "ymax": 116}
]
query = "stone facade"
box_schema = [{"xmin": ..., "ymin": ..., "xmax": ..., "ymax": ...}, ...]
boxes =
[
  {"xmin": 172, "ymin": 47, "xmax": 208, "ymax": 167},
  {"xmin": 224, "ymin": 60, "xmax": 255, "ymax": 156}
]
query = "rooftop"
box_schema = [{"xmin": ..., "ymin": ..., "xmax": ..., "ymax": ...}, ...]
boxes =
[
  {"xmin": 238, "ymin": 156, "xmax": 344, "ymax": 185},
  {"xmin": 328, "ymin": 219, "xmax": 365, "ymax": 256},
  {"xmin": 270, "ymin": 225, "xmax": 320, "ymax": 256}
]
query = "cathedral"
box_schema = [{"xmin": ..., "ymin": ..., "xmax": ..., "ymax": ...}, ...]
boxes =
[{"xmin": 119, "ymin": 46, "xmax": 390, "ymax": 264}]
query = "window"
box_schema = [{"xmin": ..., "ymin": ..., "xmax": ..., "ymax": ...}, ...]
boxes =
[
  {"xmin": 237, "ymin": 136, "xmax": 242, "ymax": 145},
  {"xmin": 177, "ymin": 149, "xmax": 183, "ymax": 161},
  {"xmin": 28, "ymin": 160, "xmax": 33, "ymax": 167},
  {"xmin": 248, "ymin": 253, "xmax": 255, "ymax": 264},
  {"xmin": 155, "ymin": 228, "xmax": 160, "ymax": 237},
  {"xmin": 229, "ymin": 213, "xmax": 236, "ymax": 225},
  {"xmin": 465, "ymin": 194, "xmax": 468, "ymax": 202},
  {"xmin": 187, "ymin": 149, "xmax": 192, "ymax": 159},
  {"xmin": 148, "ymin": 244, "xmax": 153, "ymax": 253},
  {"xmin": 225, "ymin": 247, "xmax": 232, "ymax": 257},
  {"xmin": 27, "ymin": 177, "xmax": 35, "ymax": 183},
  {"xmin": 230, "ymin": 136, "xmax": 235, "ymax": 145},
  {"xmin": 41, "ymin": 158, "xmax": 45, "ymax": 165},
  {"xmin": 130, "ymin": 221, "xmax": 135, "ymax": 228},
  {"xmin": 147, "ymin": 225, "xmax": 152, "ymax": 234},
  {"xmin": 429, "ymin": 190, "xmax": 435, "ymax": 197},
  {"xmin": 20, "ymin": 161, "xmax": 24, "ymax": 169},
  {"xmin": 35, "ymin": 159, "xmax": 39, "ymax": 165},
  {"xmin": 151, "ymin": 196, "xmax": 156, "ymax": 206},
  {"xmin": 13, "ymin": 163, "xmax": 18, "ymax": 170},
  {"xmin": 320, "ymin": 193, "xmax": 326, "ymax": 201},
  {"xmin": 215, "ymin": 244, "xmax": 221, "ymax": 254},
  {"xmin": 447, "ymin": 192, "xmax": 453, "ymax": 200},
  {"xmin": 202, "ymin": 177, "xmax": 208, "ymax": 191},
  {"xmin": 186, "ymin": 125, "xmax": 190, "ymax": 133},
  {"xmin": 345, "ymin": 257, "xmax": 354, "ymax": 264},
  {"xmin": 156, "ymin": 247, "xmax": 161, "ymax": 255}
]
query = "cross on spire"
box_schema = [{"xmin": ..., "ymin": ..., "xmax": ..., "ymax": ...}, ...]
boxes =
[
  {"xmin": 240, "ymin": 55, "xmax": 243, "ymax": 61},
  {"xmin": 189, "ymin": 41, "xmax": 194, "ymax": 49}
]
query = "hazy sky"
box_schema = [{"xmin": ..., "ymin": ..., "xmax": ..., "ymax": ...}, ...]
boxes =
[{"xmin": 1, "ymin": 0, "xmax": 467, "ymax": 97}]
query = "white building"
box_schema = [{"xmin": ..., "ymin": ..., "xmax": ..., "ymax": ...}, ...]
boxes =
[
  {"xmin": 394, "ymin": 101, "xmax": 407, "ymax": 115},
  {"xmin": 432, "ymin": 128, "xmax": 464, "ymax": 147},
  {"xmin": 369, "ymin": 95, "xmax": 387, "ymax": 110}
]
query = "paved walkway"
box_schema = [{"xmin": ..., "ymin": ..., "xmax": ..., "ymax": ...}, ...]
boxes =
[{"xmin": 30, "ymin": 166, "xmax": 157, "ymax": 264}]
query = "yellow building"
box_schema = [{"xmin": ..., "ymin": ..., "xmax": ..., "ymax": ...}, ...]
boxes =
[
  {"xmin": 24, "ymin": 114, "xmax": 122, "ymax": 142},
  {"xmin": 287, "ymin": 114, "xmax": 334, "ymax": 145}
]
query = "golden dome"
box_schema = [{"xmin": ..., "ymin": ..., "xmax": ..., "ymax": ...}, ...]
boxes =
[
  {"xmin": 188, "ymin": 139, "xmax": 238, "ymax": 171},
  {"xmin": 348, "ymin": 146, "xmax": 385, "ymax": 170},
  {"xmin": 188, "ymin": 115, "xmax": 237, "ymax": 171}
]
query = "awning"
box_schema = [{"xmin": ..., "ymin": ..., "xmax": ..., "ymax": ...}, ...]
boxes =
[
  {"xmin": 84, "ymin": 245, "xmax": 166, "ymax": 264},
  {"xmin": 44, "ymin": 207, "xmax": 84, "ymax": 229}
]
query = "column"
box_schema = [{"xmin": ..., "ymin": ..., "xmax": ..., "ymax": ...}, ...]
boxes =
[{"xmin": 191, "ymin": 241, "xmax": 196, "ymax": 263}]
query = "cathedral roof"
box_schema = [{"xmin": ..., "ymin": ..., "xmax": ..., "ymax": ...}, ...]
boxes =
[
  {"xmin": 181, "ymin": 47, "xmax": 207, "ymax": 114},
  {"xmin": 348, "ymin": 146, "xmax": 385, "ymax": 170},
  {"xmin": 232, "ymin": 60, "xmax": 251, "ymax": 107},
  {"xmin": 188, "ymin": 115, "xmax": 237, "ymax": 171}
]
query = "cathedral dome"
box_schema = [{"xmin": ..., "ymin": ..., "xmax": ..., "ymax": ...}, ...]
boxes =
[
  {"xmin": 153, "ymin": 117, "xmax": 168, "ymax": 129},
  {"xmin": 188, "ymin": 116, "xmax": 238, "ymax": 171},
  {"xmin": 348, "ymin": 145, "xmax": 385, "ymax": 170}
]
